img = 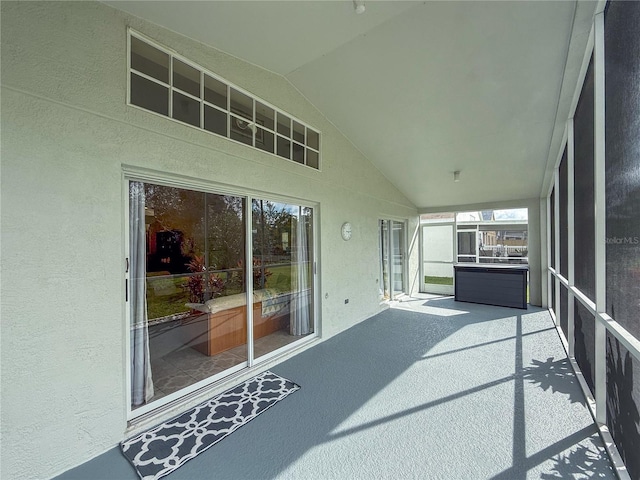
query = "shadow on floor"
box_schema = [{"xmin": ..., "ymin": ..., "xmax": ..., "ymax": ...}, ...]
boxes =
[{"xmin": 55, "ymin": 299, "xmax": 615, "ymax": 480}]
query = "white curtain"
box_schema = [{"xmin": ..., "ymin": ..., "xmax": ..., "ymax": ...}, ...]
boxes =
[
  {"xmin": 130, "ymin": 182, "xmax": 154, "ymax": 407},
  {"xmin": 290, "ymin": 207, "xmax": 312, "ymax": 336}
]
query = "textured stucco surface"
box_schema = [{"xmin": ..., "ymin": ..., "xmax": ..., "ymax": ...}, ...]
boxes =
[{"xmin": 0, "ymin": 2, "xmax": 417, "ymax": 478}]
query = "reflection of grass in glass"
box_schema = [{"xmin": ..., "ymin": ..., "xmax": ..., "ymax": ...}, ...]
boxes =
[
  {"xmin": 146, "ymin": 265, "xmax": 302, "ymax": 320},
  {"xmin": 146, "ymin": 271, "xmax": 249, "ymax": 320},
  {"xmin": 146, "ymin": 275, "xmax": 190, "ymax": 320},
  {"xmin": 264, "ymin": 264, "xmax": 292, "ymax": 293},
  {"xmin": 263, "ymin": 262, "xmax": 312, "ymax": 294},
  {"xmin": 424, "ymin": 275, "xmax": 454, "ymax": 285}
]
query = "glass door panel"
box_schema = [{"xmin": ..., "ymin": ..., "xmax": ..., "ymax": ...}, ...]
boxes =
[
  {"xmin": 251, "ymin": 200, "xmax": 314, "ymax": 359},
  {"xmin": 129, "ymin": 181, "xmax": 247, "ymax": 411},
  {"xmin": 379, "ymin": 219, "xmax": 406, "ymax": 300},
  {"xmin": 423, "ymin": 225, "xmax": 454, "ymax": 262},
  {"xmin": 457, "ymin": 230, "xmax": 477, "ymax": 263},
  {"xmin": 379, "ymin": 220, "xmax": 390, "ymax": 300},
  {"xmin": 422, "ymin": 224, "xmax": 455, "ymax": 294},
  {"xmin": 391, "ymin": 221, "xmax": 406, "ymax": 298},
  {"xmin": 423, "ymin": 263, "xmax": 454, "ymax": 295}
]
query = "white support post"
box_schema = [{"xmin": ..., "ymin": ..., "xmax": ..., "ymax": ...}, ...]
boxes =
[
  {"xmin": 476, "ymin": 225, "xmax": 479, "ymax": 264},
  {"xmin": 593, "ymin": 11, "xmax": 607, "ymax": 426},
  {"xmin": 554, "ymin": 169, "xmax": 561, "ymax": 328},
  {"xmin": 246, "ymin": 197, "xmax": 255, "ymax": 368},
  {"xmin": 168, "ymin": 56, "xmax": 173, "ymax": 119},
  {"xmin": 567, "ymin": 118, "xmax": 576, "ymax": 357},
  {"xmin": 546, "ymin": 195, "xmax": 552, "ymax": 310},
  {"xmin": 200, "ymin": 71, "xmax": 205, "ymax": 130}
]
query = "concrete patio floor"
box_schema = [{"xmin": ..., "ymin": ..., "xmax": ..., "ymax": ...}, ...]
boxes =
[{"xmin": 56, "ymin": 296, "xmax": 614, "ymax": 479}]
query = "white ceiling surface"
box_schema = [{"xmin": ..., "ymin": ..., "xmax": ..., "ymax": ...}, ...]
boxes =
[{"xmin": 106, "ymin": 1, "xmax": 591, "ymax": 209}]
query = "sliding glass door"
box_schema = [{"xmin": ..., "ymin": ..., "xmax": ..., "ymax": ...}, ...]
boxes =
[
  {"xmin": 422, "ymin": 223, "xmax": 455, "ymax": 295},
  {"xmin": 379, "ymin": 219, "xmax": 406, "ymax": 300},
  {"xmin": 251, "ymin": 200, "xmax": 314, "ymax": 359},
  {"xmin": 128, "ymin": 180, "xmax": 315, "ymax": 414},
  {"xmin": 379, "ymin": 220, "xmax": 390, "ymax": 299},
  {"xmin": 391, "ymin": 221, "xmax": 406, "ymax": 298}
]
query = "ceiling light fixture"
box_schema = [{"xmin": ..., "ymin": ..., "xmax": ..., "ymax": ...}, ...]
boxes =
[
  {"xmin": 353, "ymin": 0, "xmax": 366, "ymax": 14},
  {"xmin": 454, "ymin": 171, "xmax": 461, "ymax": 182}
]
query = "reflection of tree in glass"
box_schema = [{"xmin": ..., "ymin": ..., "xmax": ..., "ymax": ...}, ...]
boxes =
[
  {"xmin": 206, "ymin": 194, "xmax": 244, "ymax": 271},
  {"xmin": 145, "ymin": 184, "xmax": 205, "ymax": 273},
  {"xmin": 252, "ymin": 200, "xmax": 296, "ymax": 264},
  {"xmin": 251, "ymin": 200, "xmax": 304, "ymax": 292},
  {"xmin": 236, "ymin": 257, "xmax": 272, "ymax": 290}
]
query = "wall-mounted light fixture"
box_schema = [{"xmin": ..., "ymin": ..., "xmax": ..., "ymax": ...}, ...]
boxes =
[
  {"xmin": 454, "ymin": 171, "xmax": 461, "ymax": 182},
  {"xmin": 353, "ymin": 0, "xmax": 366, "ymax": 14},
  {"xmin": 235, "ymin": 118, "xmax": 257, "ymax": 134}
]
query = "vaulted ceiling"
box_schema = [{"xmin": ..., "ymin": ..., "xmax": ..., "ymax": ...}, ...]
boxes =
[{"xmin": 105, "ymin": 1, "xmax": 597, "ymax": 209}]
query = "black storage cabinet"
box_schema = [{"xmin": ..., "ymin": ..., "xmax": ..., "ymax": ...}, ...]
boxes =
[{"xmin": 454, "ymin": 264, "xmax": 528, "ymax": 309}]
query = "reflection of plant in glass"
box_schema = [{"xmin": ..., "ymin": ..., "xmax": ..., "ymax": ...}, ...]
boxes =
[
  {"xmin": 237, "ymin": 257, "xmax": 272, "ymax": 290},
  {"xmin": 185, "ymin": 256, "xmax": 225, "ymax": 303}
]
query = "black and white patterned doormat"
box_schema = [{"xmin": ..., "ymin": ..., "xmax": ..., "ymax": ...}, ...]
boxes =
[{"xmin": 121, "ymin": 371, "xmax": 300, "ymax": 480}]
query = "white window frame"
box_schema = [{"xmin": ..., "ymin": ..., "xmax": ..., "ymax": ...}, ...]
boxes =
[
  {"xmin": 379, "ymin": 217, "xmax": 409, "ymax": 300},
  {"xmin": 420, "ymin": 221, "xmax": 456, "ymax": 295},
  {"xmin": 123, "ymin": 166, "xmax": 320, "ymax": 422},
  {"xmin": 544, "ymin": 6, "xmax": 639, "ymax": 476},
  {"xmin": 127, "ymin": 29, "xmax": 322, "ymax": 171}
]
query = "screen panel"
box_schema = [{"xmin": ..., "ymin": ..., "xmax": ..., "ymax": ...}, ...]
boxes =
[
  {"xmin": 603, "ymin": 4, "xmax": 640, "ymax": 478},
  {"xmin": 574, "ymin": 57, "xmax": 596, "ymax": 301},
  {"xmin": 574, "ymin": 298, "xmax": 595, "ymax": 395},
  {"xmin": 605, "ymin": 0, "xmax": 640, "ymax": 341},
  {"xmin": 606, "ymin": 332, "xmax": 640, "ymax": 480},
  {"xmin": 550, "ymin": 188, "xmax": 556, "ymax": 270},
  {"xmin": 551, "ymin": 277, "xmax": 556, "ymax": 317},
  {"xmin": 550, "ymin": 187, "xmax": 557, "ymax": 316},
  {"xmin": 559, "ymin": 149, "xmax": 568, "ymax": 278},
  {"xmin": 559, "ymin": 284, "xmax": 568, "ymax": 340}
]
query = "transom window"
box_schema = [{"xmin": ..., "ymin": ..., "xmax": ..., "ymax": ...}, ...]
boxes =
[
  {"xmin": 128, "ymin": 31, "xmax": 321, "ymax": 169},
  {"xmin": 455, "ymin": 209, "xmax": 528, "ymax": 264}
]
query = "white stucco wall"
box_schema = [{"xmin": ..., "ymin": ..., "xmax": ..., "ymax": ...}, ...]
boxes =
[{"xmin": 0, "ymin": 2, "xmax": 418, "ymax": 478}]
